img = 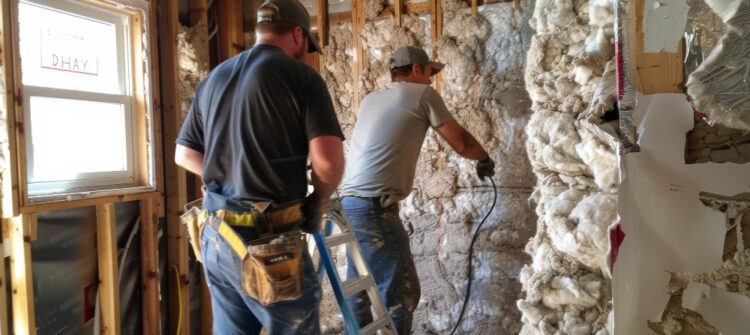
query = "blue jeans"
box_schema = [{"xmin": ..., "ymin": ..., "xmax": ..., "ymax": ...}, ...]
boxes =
[
  {"xmin": 342, "ymin": 196, "xmax": 420, "ymax": 335},
  {"xmin": 201, "ymin": 224, "xmax": 321, "ymax": 334}
]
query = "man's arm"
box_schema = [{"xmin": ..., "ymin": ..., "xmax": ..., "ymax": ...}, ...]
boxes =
[
  {"xmin": 175, "ymin": 144, "xmax": 204, "ymax": 176},
  {"xmin": 307, "ymin": 135, "xmax": 345, "ymax": 211},
  {"xmin": 434, "ymin": 121, "xmax": 489, "ymax": 160}
]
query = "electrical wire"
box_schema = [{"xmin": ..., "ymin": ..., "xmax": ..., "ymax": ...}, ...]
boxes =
[
  {"xmin": 449, "ymin": 178, "xmax": 497, "ymax": 335},
  {"xmin": 172, "ymin": 264, "xmax": 183, "ymax": 335}
]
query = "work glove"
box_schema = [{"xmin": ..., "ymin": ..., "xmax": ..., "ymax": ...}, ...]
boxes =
[
  {"xmin": 476, "ymin": 156, "xmax": 495, "ymax": 180},
  {"xmin": 300, "ymin": 196, "xmax": 324, "ymax": 234}
]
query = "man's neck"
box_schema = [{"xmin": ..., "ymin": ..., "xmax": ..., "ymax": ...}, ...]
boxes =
[
  {"xmin": 392, "ymin": 77, "xmax": 417, "ymax": 84},
  {"xmin": 255, "ymin": 36, "xmax": 293, "ymax": 56}
]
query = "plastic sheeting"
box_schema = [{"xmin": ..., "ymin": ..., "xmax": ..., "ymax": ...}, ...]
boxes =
[
  {"xmin": 31, "ymin": 201, "xmax": 142, "ymax": 334},
  {"xmin": 686, "ymin": 0, "xmax": 750, "ymax": 131}
]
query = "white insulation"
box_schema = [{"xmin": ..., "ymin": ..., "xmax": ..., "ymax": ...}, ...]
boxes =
[
  {"xmin": 319, "ymin": 0, "xmax": 539, "ymax": 333},
  {"xmin": 519, "ymin": 0, "xmax": 618, "ymax": 333}
]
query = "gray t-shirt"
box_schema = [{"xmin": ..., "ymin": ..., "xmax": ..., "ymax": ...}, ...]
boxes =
[{"xmin": 340, "ymin": 82, "xmax": 454, "ymax": 206}]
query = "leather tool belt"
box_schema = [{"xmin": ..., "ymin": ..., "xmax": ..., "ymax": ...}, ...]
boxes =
[{"xmin": 180, "ymin": 199, "xmax": 307, "ymax": 305}]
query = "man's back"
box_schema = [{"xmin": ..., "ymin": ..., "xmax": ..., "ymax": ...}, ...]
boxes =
[
  {"xmin": 340, "ymin": 82, "xmax": 453, "ymax": 205},
  {"xmin": 177, "ymin": 45, "xmax": 342, "ymax": 213}
]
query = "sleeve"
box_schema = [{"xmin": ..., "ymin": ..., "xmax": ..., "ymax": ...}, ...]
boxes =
[
  {"xmin": 420, "ymin": 86, "xmax": 455, "ymax": 128},
  {"xmin": 176, "ymin": 83, "xmax": 206, "ymax": 153},
  {"xmin": 304, "ymin": 72, "xmax": 345, "ymax": 141}
]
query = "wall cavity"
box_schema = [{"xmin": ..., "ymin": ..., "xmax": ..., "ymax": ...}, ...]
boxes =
[
  {"xmin": 408, "ymin": 0, "xmax": 537, "ymax": 333},
  {"xmin": 321, "ymin": 22, "xmax": 356, "ymax": 138},
  {"xmin": 686, "ymin": 116, "xmax": 750, "ymax": 164},
  {"xmin": 177, "ymin": 23, "xmax": 210, "ymax": 121},
  {"xmin": 519, "ymin": 0, "xmax": 618, "ymax": 333},
  {"xmin": 318, "ymin": 0, "xmax": 538, "ymax": 333}
]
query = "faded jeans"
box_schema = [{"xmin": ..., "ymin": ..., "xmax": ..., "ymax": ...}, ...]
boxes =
[
  {"xmin": 342, "ymin": 196, "xmax": 420, "ymax": 335},
  {"xmin": 201, "ymin": 224, "xmax": 321, "ymax": 334}
]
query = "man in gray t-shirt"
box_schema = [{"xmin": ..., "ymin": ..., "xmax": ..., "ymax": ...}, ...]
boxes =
[{"xmin": 340, "ymin": 46, "xmax": 494, "ymax": 334}]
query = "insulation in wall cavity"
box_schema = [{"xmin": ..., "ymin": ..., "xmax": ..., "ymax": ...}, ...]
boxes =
[
  {"xmin": 177, "ymin": 23, "xmax": 209, "ymax": 122},
  {"xmin": 685, "ymin": 0, "xmax": 750, "ymax": 131},
  {"xmin": 359, "ymin": 14, "xmax": 430, "ymax": 100},
  {"xmin": 686, "ymin": 116, "xmax": 750, "ymax": 164},
  {"xmin": 314, "ymin": 1, "xmax": 538, "ymax": 333},
  {"xmin": 520, "ymin": 0, "xmax": 618, "ymax": 333},
  {"xmin": 321, "ymin": 22, "xmax": 355, "ymax": 138},
  {"xmin": 402, "ymin": 0, "xmax": 537, "ymax": 333}
]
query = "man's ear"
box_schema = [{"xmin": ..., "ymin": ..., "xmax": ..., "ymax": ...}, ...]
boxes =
[
  {"xmin": 293, "ymin": 26, "xmax": 305, "ymax": 46},
  {"xmin": 412, "ymin": 64, "xmax": 422, "ymax": 76}
]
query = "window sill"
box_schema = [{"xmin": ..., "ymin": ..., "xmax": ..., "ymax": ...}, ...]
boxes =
[{"xmin": 22, "ymin": 185, "xmax": 158, "ymax": 213}]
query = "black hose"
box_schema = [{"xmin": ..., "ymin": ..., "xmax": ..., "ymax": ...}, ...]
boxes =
[{"xmin": 449, "ymin": 178, "xmax": 498, "ymax": 335}]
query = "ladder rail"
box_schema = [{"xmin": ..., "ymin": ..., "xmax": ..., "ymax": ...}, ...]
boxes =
[
  {"xmin": 313, "ymin": 198, "xmax": 398, "ymax": 335},
  {"xmin": 313, "ymin": 229, "xmax": 362, "ymax": 334}
]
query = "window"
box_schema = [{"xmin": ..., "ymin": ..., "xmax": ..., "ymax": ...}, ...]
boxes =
[{"xmin": 16, "ymin": 0, "xmax": 148, "ymax": 199}]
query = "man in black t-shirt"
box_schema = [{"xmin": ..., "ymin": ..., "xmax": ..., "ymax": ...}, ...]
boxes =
[{"xmin": 174, "ymin": 0, "xmax": 344, "ymax": 333}]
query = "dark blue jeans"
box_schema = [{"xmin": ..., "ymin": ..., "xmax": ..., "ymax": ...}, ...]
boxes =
[
  {"xmin": 342, "ymin": 196, "xmax": 420, "ymax": 335},
  {"xmin": 201, "ymin": 224, "xmax": 321, "ymax": 334}
]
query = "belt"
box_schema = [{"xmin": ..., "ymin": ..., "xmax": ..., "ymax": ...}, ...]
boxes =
[{"xmin": 202, "ymin": 202, "xmax": 304, "ymax": 259}]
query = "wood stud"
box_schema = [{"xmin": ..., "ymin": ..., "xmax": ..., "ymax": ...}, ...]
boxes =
[
  {"xmin": 9, "ymin": 214, "xmax": 37, "ymax": 335},
  {"xmin": 96, "ymin": 203, "xmax": 121, "ymax": 335},
  {"xmin": 140, "ymin": 198, "xmax": 161, "ymax": 335},
  {"xmin": 157, "ymin": 0, "xmax": 190, "ymax": 333}
]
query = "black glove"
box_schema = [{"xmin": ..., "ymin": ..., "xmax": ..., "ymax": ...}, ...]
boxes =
[
  {"xmin": 300, "ymin": 196, "xmax": 324, "ymax": 234},
  {"xmin": 476, "ymin": 156, "xmax": 495, "ymax": 180}
]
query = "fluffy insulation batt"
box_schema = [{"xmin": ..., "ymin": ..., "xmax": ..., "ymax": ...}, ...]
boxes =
[
  {"xmin": 519, "ymin": 0, "xmax": 618, "ymax": 333},
  {"xmin": 318, "ymin": 0, "xmax": 539, "ymax": 333},
  {"xmin": 177, "ymin": 23, "xmax": 209, "ymax": 122}
]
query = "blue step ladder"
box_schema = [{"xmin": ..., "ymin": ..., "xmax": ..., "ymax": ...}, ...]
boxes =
[{"xmin": 312, "ymin": 199, "xmax": 397, "ymax": 335}]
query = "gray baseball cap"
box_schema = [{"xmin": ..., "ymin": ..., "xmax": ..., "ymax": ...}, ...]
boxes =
[
  {"xmin": 257, "ymin": 0, "xmax": 322, "ymax": 54},
  {"xmin": 390, "ymin": 46, "xmax": 445, "ymax": 74}
]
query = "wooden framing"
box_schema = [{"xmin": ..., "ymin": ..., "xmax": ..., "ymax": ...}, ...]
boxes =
[
  {"xmin": 352, "ymin": 0, "xmax": 363, "ymax": 117},
  {"xmin": 317, "ymin": 0, "xmax": 329, "ymax": 47},
  {"xmin": 157, "ymin": 0, "xmax": 190, "ymax": 333},
  {"xmin": 0, "ymin": 0, "xmax": 21, "ymax": 218},
  {"xmin": 394, "ymin": 0, "xmax": 403, "ymax": 26},
  {"xmin": 1, "ymin": 0, "xmax": 160, "ymax": 216},
  {"xmin": 311, "ymin": 12, "xmax": 352, "ymax": 24},
  {"xmin": 140, "ymin": 198, "xmax": 160, "ymax": 335},
  {"xmin": 9, "ymin": 214, "xmax": 36, "ymax": 335},
  {"xmin": 374, "ymin": 2, "xmax": 431, "ymax": 20},
  {"xmin": 216, "ymin": 0, "xmax": 245, "ymax": 60},
  {"xmin": 0, "ymin": 233, "xmax": 8, "ymax": 335},
  {"xmin": 97, "ymin": 203, "xmax": 121, "ymax": 335},
  {"xmin": 629, "ymin": 0, "xmax": 685, "ymax": 93},
  {"xmin": 200, "ymin": 272, "xmax": 213, "ymax": 334},
  {"xmin": 0, "ymin": 0, "xmax": 166, "ymax": 334},
  {"xmin": 190, "ymin": 0, "xmax": 209, "ymax": 25}
]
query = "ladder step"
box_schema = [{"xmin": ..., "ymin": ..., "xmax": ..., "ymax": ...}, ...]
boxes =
[
  {"xmin": 360, "ymin": 316, "xmax": 393, "ymax": 335},
  {"xmin": 342, "ymin": 275, "xmax": 375, "ymax": 297},
  {"xmin": 325, "ymin": 232, "xmax": 355, "ymax": 247}
]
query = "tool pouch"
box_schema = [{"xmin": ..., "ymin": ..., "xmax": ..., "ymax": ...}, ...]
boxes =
[
  {"xmin": 180, "ymin": 198, "xmax": 206, "ymax": 262},
  {"xmin": 242, "ymin": 231, "xmax": 305, "ymax": 305}
]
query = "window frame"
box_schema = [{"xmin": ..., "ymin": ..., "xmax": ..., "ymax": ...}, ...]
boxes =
[{"xmin": 2, "ymin": 0, "xmax": 158, "ymax": 212}]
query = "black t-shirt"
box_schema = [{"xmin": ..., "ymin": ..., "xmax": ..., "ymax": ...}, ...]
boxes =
[{"xmin": 176, "ymin": 45, "xmax": 344, "ymax": 213}]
